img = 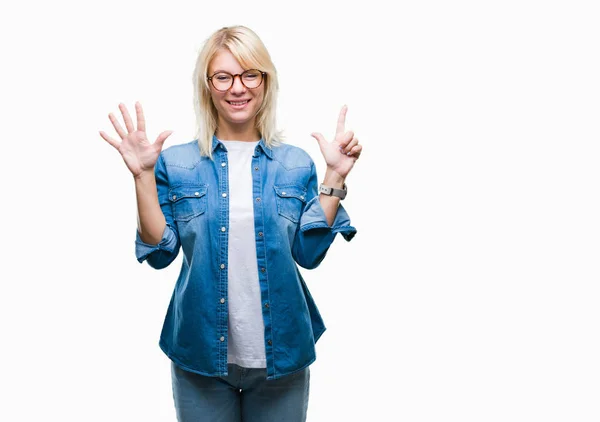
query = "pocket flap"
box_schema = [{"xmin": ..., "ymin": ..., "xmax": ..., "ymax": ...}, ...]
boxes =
[
  {"xmin": 168, "ymin": 185, "xmax": 208, "ymax": 202},
  {"xmin": 273, "ymin": 184, "xmax": 307, "ymax": 202}
]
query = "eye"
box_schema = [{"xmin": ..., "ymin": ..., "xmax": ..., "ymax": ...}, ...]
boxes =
[
  {"xmin": 214, "ymin": 73, "xmax": 232, "ymax": 81},
  {"xmin": 243, "ymin": 71, "xmax": 261, "ymax": 80}
]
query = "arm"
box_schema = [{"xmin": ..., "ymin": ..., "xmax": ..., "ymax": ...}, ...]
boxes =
[
  {"xmin": 134, "ymin": 170, "xmax": 165, "ymax": 245},
  {"xmin": 98, "ymin": 102, "xmax": 179, "ymax": 269},
  {"xmin": 318, "ymin": 167, "xmax": 346, "ymax": 226},
  {"xmin": 293, "ymin": 105, "xmax": 363, "ymax": 268},
  {"xmin": 134, "ymin": 153, "xmax": 180, "ymax": 269},
  {"xmin": 311, "ymin": 105, "xmax": 362, "ymax": 226},
  {"xmin": 292, "ymin": 160, "xmax": 356, "ymax": 270}
]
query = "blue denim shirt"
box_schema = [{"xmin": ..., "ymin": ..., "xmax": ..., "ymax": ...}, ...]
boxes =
[{"xmin": 135, "ymin": 136, "xmax": 356, "ymax": 380}]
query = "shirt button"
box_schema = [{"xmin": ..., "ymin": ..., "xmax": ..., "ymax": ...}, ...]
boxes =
[
  {"xmin": 282, "ymin": 191, "xmax": 286, "ymax": 195},
  {"xmin": 220, "ymin": 336, "xmax": 225, "ymax": 342},
  {"xmin": 258, "ymin": 232, "xmax": 263, "ymax": 237},
  {"xmin": 222, "ymin": 193, "xmax": 227, "ymax": 198},
  {"xmin": 220, "ymin": 298, "xmax": 225, "ymax": 304},
  {"xmin": 254, "ymin": 167, "xmax": 259, "ymax": 171},
  {"xmin": 172, "ymin": 195, "xmax": 177, "ymax": 200},
  {"xmin": 300, "ymin": 196, "xmax": 304, "ymax": 200},
  {"xmin": 256, "ymin": 197, "xmax": 261, "ymax": 202},
  {"xmin": 221, "ymin": 162, "xmax": 226, "ymax": 167},
  {"xmin": 221, "ymin": 227, "xmax": 226, "ymax": 232},
  {"xmin": 267, "ymin": 340, "xmax": 272, "ymax": 346},
  {"xmin": 194, "ymin": 192, "xmax": 199, "ymax": 196},
  {"xmin": 220, "ymin": 264, "xmax": 225, "ymax": 269},
  {"xmin": 260, "ymin": 268, "xmax": 266, "ymax": 273},
  {"xmin": 264, "ymin": 302, "xmax": 269, "ymax": 308}
]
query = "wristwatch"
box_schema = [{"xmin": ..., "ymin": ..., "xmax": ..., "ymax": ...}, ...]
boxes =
[{"xmin": 319, "ymin": 183, "xmax": 347, "ymax": 200}]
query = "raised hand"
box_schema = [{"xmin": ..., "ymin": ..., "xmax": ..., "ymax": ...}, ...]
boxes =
[
  {"xmin": 311, "ymin": 105, "xmax": 362, "ymax": 179},
  {"xmin": 99, "ymin": 102, "xmax": 173, "ymax": 178}
]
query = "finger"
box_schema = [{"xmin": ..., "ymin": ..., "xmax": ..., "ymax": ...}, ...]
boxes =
[
  {"xmin": 108, "ymin": 113, "xmax": 127, "ymax": 139},
  {"xmin": 99, "ymin": 131, "xmax": 120, "ymax": 150},
  {"xmin": 154, "ymin": 130, "xmax": 174, "ymax": 152},
  {"xmin": 342, "ymin": 137, "xmax": 359, "ymax": 154},
  {"xmin": 337, "ymin": 130, "xmax": 354, "ymax": 149},
  {"xmin": 335, "ymin": 105, "xmax": 348, "ymax": 136},
  {"xmin": 119, "ymin": 103, "xmax": 135, "ymax": 133},
  {"xmin": 311, "ymin": 132, "xmax": 327, "ymax": 150},
  {"xmin": 136, "ymin": 102, "xmax": 146, "ymax": 133},
  {"xmin": 347, "ymin": 144, "xmax": 362, "ymax": 159}
]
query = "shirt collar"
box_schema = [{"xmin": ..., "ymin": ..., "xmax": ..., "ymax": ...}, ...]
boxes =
[{"xmin": 211, "ymin": 134, "xmax": 273, "ymax": 159}]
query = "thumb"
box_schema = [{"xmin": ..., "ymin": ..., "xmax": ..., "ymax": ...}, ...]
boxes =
[
  {"xmin": 154, "ymin": 130, "xmax": 173, "ymax": 151},
  {"xmin": 311, "ymin": 132, "xmax": 327, "ymax": 150}
]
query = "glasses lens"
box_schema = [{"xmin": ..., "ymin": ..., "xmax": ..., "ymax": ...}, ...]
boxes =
[
  {"xmin": 241, "ymin": 70, "xmax": 263, "ymax": 89},
  {"xmin": 212, "ymin": 73, "xmax": 233, "ymax": 91}
]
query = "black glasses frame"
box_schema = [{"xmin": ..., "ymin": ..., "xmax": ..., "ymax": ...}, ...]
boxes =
[{"xmin": 207, "ymin": 69, "xmax": 267, "ymax": 92}]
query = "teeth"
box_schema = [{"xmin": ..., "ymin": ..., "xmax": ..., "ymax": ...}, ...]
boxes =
[{"xmin": 229, "ymin": 100, "xmax": 248, "ymax": 106}]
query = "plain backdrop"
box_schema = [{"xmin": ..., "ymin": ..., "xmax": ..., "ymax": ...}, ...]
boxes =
[{"xmin": 1, "ymin": 0, "xmax": 599, "ymax": 421}]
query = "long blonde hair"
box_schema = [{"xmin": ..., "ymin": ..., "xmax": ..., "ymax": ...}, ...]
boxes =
[{"xmin": 192, "ymin": 26, "xmax": 282, "ymax": 158}]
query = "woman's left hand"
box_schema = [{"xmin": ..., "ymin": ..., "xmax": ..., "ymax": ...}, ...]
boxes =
[{"xmin": 311, "ymin": 105, "xmax": 362, "ymax": 179}]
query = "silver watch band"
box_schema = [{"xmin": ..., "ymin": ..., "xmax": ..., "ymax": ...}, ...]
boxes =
[{"xmin": 319, "ymin": 183, "xmax": 347, "ymax": 199}]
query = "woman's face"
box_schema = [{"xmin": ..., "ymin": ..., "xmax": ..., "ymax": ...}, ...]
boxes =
[{"xmin": 208, "ymin": 49, "xmax": 265, "ymax": 132}]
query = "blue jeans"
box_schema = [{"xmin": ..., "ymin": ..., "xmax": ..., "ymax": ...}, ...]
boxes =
[{"xmin": 171, "ymin": 361, "xmax": 310, "ymax": 422}]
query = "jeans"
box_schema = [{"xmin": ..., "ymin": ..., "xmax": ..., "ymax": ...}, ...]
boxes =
[{"xmin": 171, "ymin": 361, "xmax": 310, "ymax": 422}]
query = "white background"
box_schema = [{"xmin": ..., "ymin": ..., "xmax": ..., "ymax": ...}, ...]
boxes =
[{"xmin": 1, "ymin": 0, "xmax": 599, "ymax": 421}]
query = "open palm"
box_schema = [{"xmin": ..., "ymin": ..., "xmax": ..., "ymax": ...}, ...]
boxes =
[{"xmin": 99, "ymin": 102, "xmax": 172, "ymax": 178}]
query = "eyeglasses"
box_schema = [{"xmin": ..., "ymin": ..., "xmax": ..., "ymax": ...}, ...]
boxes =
[{"xmin": 207, "ymin": 69, "xmax": 266, "ymax": 92}]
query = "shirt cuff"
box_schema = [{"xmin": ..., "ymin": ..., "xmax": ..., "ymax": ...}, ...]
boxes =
[
  {"xmin": 299, "ymin": 197, "xmax": 357, "ymax": 241},
  {"xmin": 135, "ymin": 224, "xmax": 178, "ymax": 263}
]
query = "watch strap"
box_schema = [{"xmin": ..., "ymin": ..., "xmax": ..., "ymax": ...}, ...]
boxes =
[{"xmin": 319, "ymin": 183, "xmax": 347, "ymax": 199}]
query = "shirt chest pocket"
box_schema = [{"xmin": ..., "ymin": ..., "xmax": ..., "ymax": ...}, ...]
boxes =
[
  {"xmin": 169, "ymin": 184, "xmax": 208, "ymax": 222},
  {"xmin": 274, "ymin": 184, "xmax": 307, "ymax": 224}
]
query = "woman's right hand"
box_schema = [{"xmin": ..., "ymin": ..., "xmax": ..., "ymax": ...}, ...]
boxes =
[{"xmin": 99, "ymin": 102, "xmax": 173, "ymax": 179}]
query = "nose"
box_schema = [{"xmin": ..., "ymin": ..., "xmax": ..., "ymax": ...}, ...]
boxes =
[{"xmin": 229, "ymin": 74, "xmax": 247, "ymax": 94}]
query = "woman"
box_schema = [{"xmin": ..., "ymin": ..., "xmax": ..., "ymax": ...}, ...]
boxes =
[{"xmin": 99, "ymin": 25, "xmax": 362, "ymax": 422}]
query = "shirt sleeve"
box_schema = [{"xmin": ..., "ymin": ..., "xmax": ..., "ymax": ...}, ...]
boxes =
[
  {"xmin": 134, "ymin": 153, "xmax": 181, "ymax": 269},
  {"xmin": 292, "ymin": 160, "xmax": 357, "ymax": 269}
]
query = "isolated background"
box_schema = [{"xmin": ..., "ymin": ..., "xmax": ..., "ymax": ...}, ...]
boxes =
[{"xmin": 1, "ymin": 0, "xmax": 599, "ymax": 421}]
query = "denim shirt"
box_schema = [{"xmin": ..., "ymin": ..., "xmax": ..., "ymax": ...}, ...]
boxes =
[{"xmin": 135, "ymin": 136, "xmax": 356, "ymax": 380}]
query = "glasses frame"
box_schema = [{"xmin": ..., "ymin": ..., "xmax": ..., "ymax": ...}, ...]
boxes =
[{"xmin": 207, "ymin": 69, "xmax": 267, "ymax": 92}]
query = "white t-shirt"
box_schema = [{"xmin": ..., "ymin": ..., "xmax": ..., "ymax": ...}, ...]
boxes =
[{"xmin": 220, "ymin": 140, "xmax": 266, "ymax": 368}]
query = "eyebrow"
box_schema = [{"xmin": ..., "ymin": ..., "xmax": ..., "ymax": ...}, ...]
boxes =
[{"xmin": 211, "ymin": 69, "xmax": 247, "ymax": 74}]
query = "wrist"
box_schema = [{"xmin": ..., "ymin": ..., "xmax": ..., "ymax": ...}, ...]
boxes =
[
  {"xmin": 323, "ymin": 168, "xmax": 345, "ymax": 189},
  {"xmin": 133, "ymin": 170, "xmax": 155, "ymax": 183},
  {"xmin": 319, "ymin": 182, "xmax": 347, "ymax": 200}
]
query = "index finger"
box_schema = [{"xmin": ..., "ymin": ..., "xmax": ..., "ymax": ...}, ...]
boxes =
[
  {"xmin": 136, "ymin": 102, "xmax": 146, "ymax": 133},
  {"xmin": 336, "ymin": 105, "xmax": 348, "ymax": 135}
]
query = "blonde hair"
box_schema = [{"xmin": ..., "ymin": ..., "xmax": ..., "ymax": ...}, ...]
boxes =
[{"xmin": 192, "ymin": 26, "xmax": 282, "ymax": 158}]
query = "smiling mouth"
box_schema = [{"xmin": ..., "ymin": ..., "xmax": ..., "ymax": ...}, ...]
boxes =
[{"xmin": 227, "ymin": 99, "xmax": 250, "ymax": 106}]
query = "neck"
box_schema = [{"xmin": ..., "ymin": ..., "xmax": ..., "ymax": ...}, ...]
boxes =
[{"xmin": 216, "ymin": 119, "xmax": 260, "ymax": 142}]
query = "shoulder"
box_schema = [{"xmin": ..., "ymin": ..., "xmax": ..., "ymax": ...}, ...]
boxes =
[
  {"xmin": 160, "ymin": 139, "xmax": 202, "ymax": 169},
  {"xmin": 270, "ymin": 142, "xmax": 314, "ymax": 170}
]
